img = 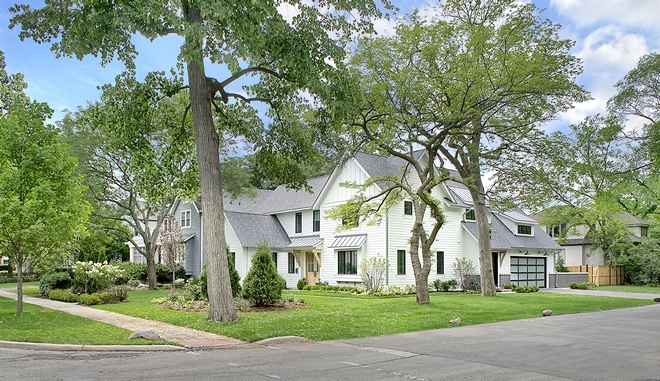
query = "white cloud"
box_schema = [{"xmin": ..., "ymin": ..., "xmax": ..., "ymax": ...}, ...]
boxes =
[{"xmin": 551, "ymin": 0, "xmax": 660, "ymax": 37}]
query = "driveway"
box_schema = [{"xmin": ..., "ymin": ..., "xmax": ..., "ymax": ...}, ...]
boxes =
[{"xmin": 2, "ymin": 302, "xmax": 659, "ymax": 380}]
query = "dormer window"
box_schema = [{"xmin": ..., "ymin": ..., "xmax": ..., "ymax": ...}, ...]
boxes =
[
  {"xmin": 641, "ymin": 226, "xmax": 649, "ymax": 238},
  {"xmin": 548, "ymin": 223, "xmax": 567, "ymax": 238},
  {"xmin": 465, "ymin": 209, "xmax": 476, "ymax": 221},
  {"xmin": 517, "ymin": 225, "xmax": 532, "ymax": 235}
]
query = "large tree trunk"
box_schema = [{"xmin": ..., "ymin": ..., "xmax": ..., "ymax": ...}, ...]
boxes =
[
  {"xmin": 469, "ymin": 184, "xmax": 497, "ymax": 296},
  {"xmin": 409, "ymin": 215, "xmax": 431, "ymax": 305},
  {"xmin": 146, "ymin": 251, "xmax": 158, "ymax": 290},
  {"xmin": 184, "ymin": 4, "xmax": 237, "ymax": 322}
]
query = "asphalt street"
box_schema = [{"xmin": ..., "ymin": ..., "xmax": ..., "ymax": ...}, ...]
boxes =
[{"xmin": 1, "ymin": 303, "xmax": 659, "ymax": 381}]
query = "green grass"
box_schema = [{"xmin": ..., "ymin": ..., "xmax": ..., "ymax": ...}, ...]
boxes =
[
  {"xmin": 596, "ymin": 285, "xmax": 660, "ymax": 294},
  {"xmin": 0, "ymin": 296, "xmax": 171, "ymax": 345},
  {"xmin": 0, "ymin": 281, "xmax": 40, "ymax": 294},
  {"xmin": 95, "ymin": 290, "xmax": 654, "ymax": 342}
]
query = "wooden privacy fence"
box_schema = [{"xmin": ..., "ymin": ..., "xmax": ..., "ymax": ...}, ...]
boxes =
[{"xmin": 565, "ymin": 265, "xmax": 625, "ymax": 286}]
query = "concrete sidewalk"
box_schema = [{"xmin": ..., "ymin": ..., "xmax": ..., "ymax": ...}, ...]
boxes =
[
  {"xmin": 541, "ymin": 287, "xmax": 660, "ymax": 300},
  {"xmin": 0, "ymin": 290, "xmax": 244, "ymax": 351}
]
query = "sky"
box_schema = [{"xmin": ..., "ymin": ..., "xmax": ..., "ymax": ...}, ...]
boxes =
[{"xmin": 1, "ymin": 0, "xmax": 660, "ymax": 133}]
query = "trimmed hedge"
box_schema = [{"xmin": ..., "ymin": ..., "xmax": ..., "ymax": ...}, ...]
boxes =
[
  {"xmin": 302, "ymin": 285, "xmax": 359, "ymax": 293},
  {"xmin": 48, "ymin": 289, "xmax": 79, "ymax": 303},
  {"xmin": 0, "ymin": 275, "xmax": 40, "ymax": 283}
]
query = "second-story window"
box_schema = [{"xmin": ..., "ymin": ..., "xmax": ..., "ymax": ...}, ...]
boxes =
[
  {"xmin": 313, "ymin": 210, "xmax": 320, "ymax": 232},
  {"xmin": 404, "ymin": 201, "xmax": 413, "ymax": 215},
  {"xmin": 465, "ymin": 209, "xmax": 476, "ymax": 221},
  {"xmin": 641, "ymin": 226, "xmax": 649, "ymax": 237},
  {"xmin": 295, "ymin": 212, "xmax": 302, "ymax": 233},
  {"xmin": 180, "ymin": 210, "xmax": 191, "ymax": 228}
]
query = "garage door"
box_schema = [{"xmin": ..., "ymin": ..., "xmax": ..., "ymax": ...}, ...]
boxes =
[{"xmin": 510, "ymin": 256, "xmax": 546, "ymax": 287}]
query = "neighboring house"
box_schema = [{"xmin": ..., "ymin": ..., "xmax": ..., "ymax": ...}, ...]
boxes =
[
  {"xmin": 537, "ymin": 212, "xmax": 650, "ymax": 266},
  {"xmin": 136, "ymin": 151, "xmax": 562, "ymax": 289},
  {"xmin": 127, "ymin": 216, "xmax": 161, "ymax": 264}
]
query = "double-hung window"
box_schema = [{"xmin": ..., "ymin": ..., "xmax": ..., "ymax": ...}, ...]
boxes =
[
  {"xmin": 437, "ymin": 251, "xmax": 445, "ymax": 274},
  {"xmin": 313, "ymin": 210, "xmax": 320, "ymax": 232},
  {"xmin": 180, "ymin": 210, "xmax": 191, "ymax": 228},
  {"xmin": 288, "ymin": 253, "xmax": 295, "ymax": 274}
]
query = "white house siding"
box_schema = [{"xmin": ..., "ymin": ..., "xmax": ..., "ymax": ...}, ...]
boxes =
[
  {"xmin": 564, "ymin": 245, "xmax": 584, "ymax": 266},
  {"xmin": 225, "ymin": 220, "xmax": 245, "ymax": 278},
  {"xmin": 276, "ymin": 209, "xmax": 317, "ymax": 237}
]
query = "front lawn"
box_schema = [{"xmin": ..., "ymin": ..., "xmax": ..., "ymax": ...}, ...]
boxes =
[
  {"xmin": 0, "ymin": 281, "xmax": 40, "ymax": 294},
  {"xmin": 596, "ymin": 285, "xmax": 660, "ymax": 294},
  {"xmin": 96, "ymin": 290, "xmax": 654, "ymax": 342},
  {"xmin": 0, "ymin": 296, "xmax": 170, "ymax": 345}
]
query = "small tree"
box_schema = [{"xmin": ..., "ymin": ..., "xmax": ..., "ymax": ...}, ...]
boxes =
[
  {"xmin": 555, "ymin": 256, "xmax": 569, "ymax": 272},
  {"xmin": 360, "ymin": 256, "xmax": 388, "ymax": 295},
  {"xmin": 452, "ymin": 258, "xmax": 478, "ymax": 293},
  {"xmin": 242, "ymin": 243, "xmax": 286, "ymax": 307},
  {"xmin": 161, "ymin": 216, "xmax": 187, "ymax": 291},
  {"xmin": 227, "ymin": 248, "xmax": 242, "ymax": 298}
]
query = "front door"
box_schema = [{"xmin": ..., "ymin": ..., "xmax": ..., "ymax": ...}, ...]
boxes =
[
  {"xmin": 306, "ymin": 252, "xmax": 319, "ymax": 285},
  {"xmin": 492, "ymin": 252, "xmax": 499, "ymax": 287}
]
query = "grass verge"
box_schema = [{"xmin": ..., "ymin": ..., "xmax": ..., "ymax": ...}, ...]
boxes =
[
  {"xmin": 596, "ymin": 285, "xmax": 660, "ymax": 294},
  {"xmin": 0, "ymin": 296, "xmax": 171, "ymax": 345},
  {"xmin": 0, "ymin": 281, "xmax": 40, "ymax": 294},
  {"xmin": 95, "ymin": 289, "xmax": 654, "ymax": 342}
]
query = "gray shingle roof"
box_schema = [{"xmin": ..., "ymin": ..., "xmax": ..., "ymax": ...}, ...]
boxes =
[
  {"xmin": 223, "ymin": 189, "xmax": 274, "ymax": 213},
  {"xmin": 225, "ymin": 211, "xmax": 291, "ymax": 249},
  {"xmin": 463, "ymin": 213, "xmax": 561, "ymax": 251},
  {"xmin": 258, "ymin": 176, "xmax": 329, "ymax": 214}
]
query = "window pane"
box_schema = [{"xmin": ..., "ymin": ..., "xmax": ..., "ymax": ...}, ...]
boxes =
[
  {"xmin": 288, "ymin": 253, "xmax": 295, "ymax": 274},
  {"xmin": 295, "ymin": 213, "xmax": 302, "ymax": 233},
  {"xmin": 404, "ymin": 201, "xmax": 413, "ymax": 215},
  {"xmin": 313, "ymin": 210, "xmax": 320, "ymax": 232},
  {"xmin": 397, "ymin": 250, "xmax": 406, "ymax": 275},
  {"xmin": 437, "ymin": 251, "xmax": 444, "ymax": 274}
]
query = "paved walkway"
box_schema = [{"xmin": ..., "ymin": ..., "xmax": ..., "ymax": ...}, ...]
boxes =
[{"xmin": 0, "ymin": 290, "xmax": 244, "ymax": 350}]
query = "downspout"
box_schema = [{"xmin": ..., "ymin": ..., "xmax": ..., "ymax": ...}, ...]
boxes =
[
  {"xmin": 385, "ymin": 214, "xmax": 389, "ymax": 287},
  {"xmin": 200, "ymin": 213, "xmax": 204, "ymax": 275}
]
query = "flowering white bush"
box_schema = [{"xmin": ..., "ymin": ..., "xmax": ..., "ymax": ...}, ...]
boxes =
[{"xmin": 72, "ymin": 261, "xmax": 124, "ymax": 294}]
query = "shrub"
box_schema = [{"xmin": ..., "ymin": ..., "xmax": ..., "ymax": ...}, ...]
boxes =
[
  {"xmin": 72, "ymin": 261, "xmax": 124, "ymax": 294},
  {"xmin": 555, "ymin": 256, "xmax": 569, "ymax": 272},
  {"xmin": 79, "ymin": 293, "xmax": 101, "ymax": 305},
  {"xmin": 360, "ymin": 256, "xmax": 388, "ymax": 295},
  {"xmin": 440, "ymin": 279, "xmax": 458, "ymax": 292},
  {"xmin": 39, "ymin": 272, "xmax": 72, "ymax": 295},
  {"xmin": 303, "ymin": 285, "xmax": 312, "ymax": 291},
  {"xmin": 117, "ymin": 262, "xmax": 148, "ymax": 282},
  {"xmin": 577, "ymin": 282, "xmax": 596, "ymax": 290},
  {"xmin": 452, "ymin": 257, "xmax": 479, "ymax": 292},
  {"xmin": 104, "ymin": 285, "xmax": 129, "ymax": 303},
  {"xmin": 569, "ymin": 282, "xmax": 579, "ymax": 289},
  {"xmin": 297, "ymin": 279, "xmax": 306, "ymax": 290},
  {"xmin": 234, "ymin": 298, "xmax": 250, "ymax": 312},
  {"xmin": 156, "ymin": 263, "xmax": 186, "ymax": 283},
  {"xmin": 184, "ymin": 276, "xmax": 207, "ymax": 300},
  {"xmin": 48, "ymin": 289, "xmax": 79, "ymax": 303},
  {"xmin": 242, "ymin": 242, "xmax": 286, "ymax": 306},
  {"xmin": 227, "ymin": 254, "xmax": 242, "ymax": 298},
  {"xmin": 514, "ymin": 285, "xmax": 539, "ymax": 293},
  {"xmin": 504, "ymin": 284, "xmax": 515, "ymax": 290}
]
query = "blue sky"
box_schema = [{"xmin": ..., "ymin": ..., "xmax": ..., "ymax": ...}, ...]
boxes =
[{"xmin": 1, "ymin": 0, "xmax": 659, "ymax": 133}]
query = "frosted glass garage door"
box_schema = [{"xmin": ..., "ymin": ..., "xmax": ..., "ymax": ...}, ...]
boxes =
[{"xmin": 510, "ymin": 257, "xmax": 546, "ymax": 287}]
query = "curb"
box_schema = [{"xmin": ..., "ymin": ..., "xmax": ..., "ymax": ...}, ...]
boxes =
[
  {"xmin": 254, "ymin": 336, "xmax": 311, "ymax": 345},
  {"xmin": 0, "ymin": 340, "xmax": 186, "ymax": 352}
]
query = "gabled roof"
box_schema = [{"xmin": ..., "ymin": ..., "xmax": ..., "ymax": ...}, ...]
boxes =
[
  {"xmin": 224, "ymin": 211, "xmax": 291, "ymax": 249},
  {"xmin": 257, "ymin": 175, "xmax": 329, "ymax": 214},
  {"xmin": 353, "ymin": 151, "xmax": 410, "ymax": 181},
  {"xmin": 462, "ymin": 213, "xmax": 561, "ymax": 251},
  {"xmin": 617, "ymin": 212, "xmax": 650, "ymax": 227},
  {"xmin": 496, "ymin": 209, "xmax": 538, "ymax": 224}
]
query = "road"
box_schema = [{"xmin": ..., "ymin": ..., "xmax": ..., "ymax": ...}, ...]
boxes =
[{"xmin": 2, "ymin": 304, "xmax": 659, "ymax": 381}]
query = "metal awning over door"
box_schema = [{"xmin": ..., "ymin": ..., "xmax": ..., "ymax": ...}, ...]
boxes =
[{"xmin": 328, "ymin": 234, "xmax": 367, "ymax": 249}]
